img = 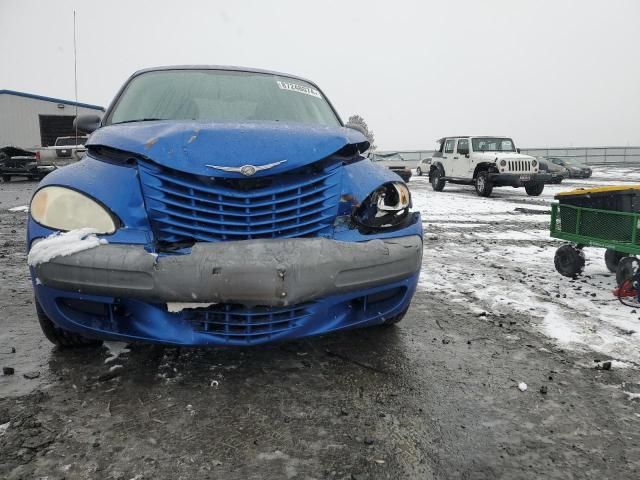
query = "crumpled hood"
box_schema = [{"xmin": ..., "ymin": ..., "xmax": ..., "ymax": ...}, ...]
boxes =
[
  {"xmin": 87, "ymin": 120, "xmax": 369, "ymax": 176},
  {"xmin": 473, "ymin": 152, "xmax": 536, "ymax": 162}
]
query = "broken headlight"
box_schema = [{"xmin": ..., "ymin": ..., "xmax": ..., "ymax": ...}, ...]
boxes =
[
  {"xmin": 352, "ymin": 182, "xmax": 412, "ymax": 230},
  {"xmin": 30, "ymin": 186, "xmax": 118, "ymax": 234}
]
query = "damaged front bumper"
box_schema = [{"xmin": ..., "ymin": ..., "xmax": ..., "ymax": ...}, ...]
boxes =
[{"xmin": 32, "ymin": 235, "xmax": 423, "ymax": 345}]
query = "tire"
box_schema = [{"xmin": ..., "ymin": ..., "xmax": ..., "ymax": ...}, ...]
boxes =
[
  {"xmin": 35, "ymin": 300, "xmax": 102, "ymax": 348},
  {"xmin": 604, "ymin": 249, "xmax": 626, "ymax": 273},
  {"xmin": 2, "ymin": 175, "xmax": 11, "ymax": 182},
  {"xmin": 554, "ymin": 244, "xmax": 585, "ymax": 277},
  {"xmin": 616, "ymin": 257, "xmax": 639, "ymax": 286},
  {"xmin": 525, "ymin": 183, "xmax": 545, "ymax": 196},
  {"xmin": 416, "ymin": 167, "xmax": 422, "ymax": 176},
  {"xmin": 430, "ymin": 168, "xmax": 445, "ymax": 191},
  {"xmin": 474, "ymin": 171, "xmax": 493, "ymax": 197},
  {"xmin": 379, "ymin": 307, "xmax": 409, "ymax": 327}
]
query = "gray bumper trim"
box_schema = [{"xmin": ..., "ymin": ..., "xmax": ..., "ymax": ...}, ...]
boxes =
[{"xmin": 35, "ymin": 236, "xmax": 423, "ymax": 306}]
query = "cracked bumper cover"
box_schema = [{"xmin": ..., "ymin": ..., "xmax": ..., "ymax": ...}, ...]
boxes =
[{"xmin": 34, "ymin": 236, "xmax": 423, "ymax": 307}]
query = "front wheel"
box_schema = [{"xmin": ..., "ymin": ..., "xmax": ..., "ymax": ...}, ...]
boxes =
[
  {"xmin": 416, "ymin": 167, "xmax": 422, "ymax": 176},
  {"xmin": 616, "ymin": 257, "xmax": 640, "ymax": 286},
  {"xmin": 35, "ymin": 300, "xmax": 103, "ymax": 348},
  {"xmin": 554, "ymin": 244, "xmax": 585, "ymax": 277},
  {"xmin": 525, "ymin": 183, "xmax": 545, "ymax": 196},
  {"xmin": 475, "ymin": 171, "xmax": 493, "ymax": 197},
  {"xmin": 605, "ymin": 249, "xmax": 626, "ymax": 273},
  {"xmin": 431, "ymin": 169, "xmax": 445, "ymax": 191}
]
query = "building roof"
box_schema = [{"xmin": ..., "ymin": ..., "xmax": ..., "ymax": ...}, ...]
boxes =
[{"xmin": 0, "ymin": 89, "xmax": 104, "ymax": 111}]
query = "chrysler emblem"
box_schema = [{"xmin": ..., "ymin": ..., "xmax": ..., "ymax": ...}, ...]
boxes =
[{"xmin": 206, "ymin": 159, "xmax": 287, "ymax": 176}]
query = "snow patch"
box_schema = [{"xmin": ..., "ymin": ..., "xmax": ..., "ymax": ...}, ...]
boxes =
[
  {"xmin": 518, "ymin": 382, "xmax": 528, "ymax": 392},
  {"xmin": 166, "ymin": 302, "xmax": 216, "ymax": 313},
  {"xmin": 8, "ymin": 205, "xmax": 29, "ymax": 212},
  {"xmin": 27, "ymin": 228, "xmax": 107, "ymax": 267},
  {"xmin": 0, "ymin": 421, "xmax": 9, "ymax": 437},
  {"xmin": 104, "ymin": 342, "xmax": 130, "ymax": 364}
]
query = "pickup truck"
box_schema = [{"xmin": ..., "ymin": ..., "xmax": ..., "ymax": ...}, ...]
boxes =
[
  {"xmin": 36, "ymin": 135, "xmax": 88, "ymax": 163},
  {"xmin": 428, "ymin": 136, "xmax": 552, "ymax": 197},
  {"xmin": 0, "ymin": 146, "xmax": 54, "ymax": 181}
]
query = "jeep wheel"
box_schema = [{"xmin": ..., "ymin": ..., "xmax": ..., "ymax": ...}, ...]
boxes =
[
  {"xmin": 605, "ymin": 249, "xmax": 626, "ymax": 273},
  {"xmin": 474, "ymin": 171, "xmax": 493, "ymax": 197},
  {"xmin": 431, "ymin": 169, "xmax": 445, "ymax": 191},
  {"xmin": 616, "ymin": 257, "xmax": 640, "ymax": 286},
  {"xmin": 416, "ymin": 167, "xmax": 422, "ymax": 176},
  {"xmin": 35, "ymin": 300, "xmax": 103, "ymax": 348},
  {"xmin": 525, "ymin": 183, "xmax": 545, "ymax": 196},
  {"xmin": 554, "ymin": 244, "xmax": 585, "ymax": 277}
]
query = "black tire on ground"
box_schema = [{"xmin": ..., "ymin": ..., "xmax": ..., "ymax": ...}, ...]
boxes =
[
  {"xmin": 616, "ymin": 257, "xmax": 640, "ymax": 286},
  {"xmin": 379, "ymin": 307, "xmax": 409, "ymax": 327},
  {"xmin": 474, "ymin": 171, "xmax": 493, "ymax": 197},
  {"xmin": 554, "ymin": 244, "xmax": 585, "ymax": 277},
  {"xmin": 604, "ymin": 249, "xmax": 626, "ymax": 273},
  {"xmin": 35, "ymin": 300, "xmax": 103, "ymax": 348},
  {"xmin": 525, "ymin": 183, "xmax": 545, "ymax": 196},
  {"xmin": 416, "ymin": 167, "xmax": 422, "ymax": 176},
  {"xmin": 2, "ymin": 175, "xmax": 11, "ymax": 182},
  {"xmin": 430, "ymin": 168, "xmax": 445, "ymax": 191}
]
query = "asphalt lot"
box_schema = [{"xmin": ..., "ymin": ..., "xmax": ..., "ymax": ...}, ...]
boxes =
[{"xmin": 2, "ymin": 173, "xmax": 640, "ymax": 479}]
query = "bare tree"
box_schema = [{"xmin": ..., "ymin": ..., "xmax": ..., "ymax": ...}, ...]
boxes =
[{"xmin": 346, "ymin": 115, "xmax": 376, "ymax": 151}]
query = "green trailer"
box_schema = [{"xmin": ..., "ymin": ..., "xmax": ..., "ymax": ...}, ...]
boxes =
[{"xmin": 550, "ymin": 185, "xmax": 640, "ymax": 281}]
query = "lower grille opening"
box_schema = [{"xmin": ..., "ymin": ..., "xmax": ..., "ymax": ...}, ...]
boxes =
[{"xmin": 184, "ymin": 303, "xmax": 312, "ymax": 343}]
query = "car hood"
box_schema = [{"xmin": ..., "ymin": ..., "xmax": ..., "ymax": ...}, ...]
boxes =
[
  {"xmin": 87, "ymin": 120, "xmax": 369, "ymax": 176},
  {"xmin": 472, "ymin": 152, "xmax": 535, "ymax": 161}
]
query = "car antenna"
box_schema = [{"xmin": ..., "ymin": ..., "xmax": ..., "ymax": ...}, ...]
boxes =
[{"xmin": 73, "ymin": 10, "xmax": 79, "ymax": 145}]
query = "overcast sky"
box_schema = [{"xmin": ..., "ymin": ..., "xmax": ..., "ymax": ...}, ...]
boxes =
[{"xmin": 1, "ymin": 0, "xmax": 639, "ymax": 150}]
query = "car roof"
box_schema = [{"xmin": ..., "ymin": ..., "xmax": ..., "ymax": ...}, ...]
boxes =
[
  {"xmin": 437, "ymin": 136, "xmax": 509, "ymax": 142},
  {"xmin": 131, "ymin": 65, "xmax": 315, "ymax": 85}
]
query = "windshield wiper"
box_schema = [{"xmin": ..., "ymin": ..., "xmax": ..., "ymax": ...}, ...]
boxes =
[{"xmin": 111, "ymin": 118, "xmax": 166, "ymax": 125}]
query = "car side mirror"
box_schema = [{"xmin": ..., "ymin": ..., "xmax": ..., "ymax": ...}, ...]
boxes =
[
  {"xmin": 74, "ymin": 114, "xmax": 102, "ymax": 134},
  {"xmin": 516, "ymin": 148, "xmax": 521, "ymax": 153}
]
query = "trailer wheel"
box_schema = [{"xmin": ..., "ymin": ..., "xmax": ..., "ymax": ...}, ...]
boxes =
[
  {"xmin": 616, "ymin": 257, "xmax": 639, "ymax": 286},
  {"xmin": 554, "ymin": 244, "xmax": 585, "ymax": 277},
  {"xmin": 604, "ymin": 249, "xmax": 626, "ymax": 273},
  {"xmin": 2, "ymin": 175, "xmax": 11, "ymax": 182}
]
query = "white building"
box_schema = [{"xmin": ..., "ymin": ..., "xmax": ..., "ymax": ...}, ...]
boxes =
[{"xmin": 0, "ymin": 90, "xmax": 104, "ymax": 149}]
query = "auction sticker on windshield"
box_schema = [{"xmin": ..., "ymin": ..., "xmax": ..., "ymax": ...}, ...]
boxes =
[{"xmin": 276, "ymin": 81, "xmax": 322, "ymax": 98}]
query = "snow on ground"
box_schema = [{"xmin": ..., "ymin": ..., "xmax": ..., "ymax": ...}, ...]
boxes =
[
  {"xmin": 8, "ymin": 205, "xmax": 28, "ymax": 212},
  {"xmin": 412, "ymin": 167, "xmax": 640, "ymax": 366}
]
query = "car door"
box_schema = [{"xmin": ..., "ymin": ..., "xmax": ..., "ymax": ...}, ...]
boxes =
[
  {"xmin": 454, "ymin": 138, "xmax": 471, "ymax": 178},
  {"xmin": 440, "ymin": 138, "xmax": 456, "ymax": 177}
]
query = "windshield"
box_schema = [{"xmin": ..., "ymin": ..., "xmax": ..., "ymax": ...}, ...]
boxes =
[
  {"xmin": 106, "ymin": 70, "xmax": 341, "ymax": 127},
  {"xmin": 471, "ymin": 137, "xmax": 516, "ymax": 152}
]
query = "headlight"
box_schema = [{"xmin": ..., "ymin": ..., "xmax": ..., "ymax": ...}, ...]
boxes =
[
  {"xmin": 500, "ymin": 160, "xmax": 507, "ymax": 167},
  {"xmin": 352, "ymin": 182, "xmax": 412, "ymax": 230},
  {"xmin": 532, "ymin": 160, "xmax": 537, "ymax": 167},
  {"xmin": 30, "ymin": 186, "xmax": 117, "ymax": 234}
]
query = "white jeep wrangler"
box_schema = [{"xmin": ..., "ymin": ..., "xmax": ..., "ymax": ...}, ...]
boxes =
[{"xmin": 429, "ymin": 136, "xmax": 552, "ymax": 197}]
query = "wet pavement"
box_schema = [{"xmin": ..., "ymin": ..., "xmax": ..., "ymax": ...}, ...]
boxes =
[{"xmin": 2, "ymin": 177, "xmax": 640, "ymax": 479}]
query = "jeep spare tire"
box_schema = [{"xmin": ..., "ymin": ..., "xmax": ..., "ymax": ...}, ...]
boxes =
[{"xmin": 474, "ymin": 171, "xmax": 493, "ymax": 197}]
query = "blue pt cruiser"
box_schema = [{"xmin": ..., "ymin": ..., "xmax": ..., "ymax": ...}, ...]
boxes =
[{"xmin": 27, "ymin": 66, "xmax": 423, "ymax": 347}]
